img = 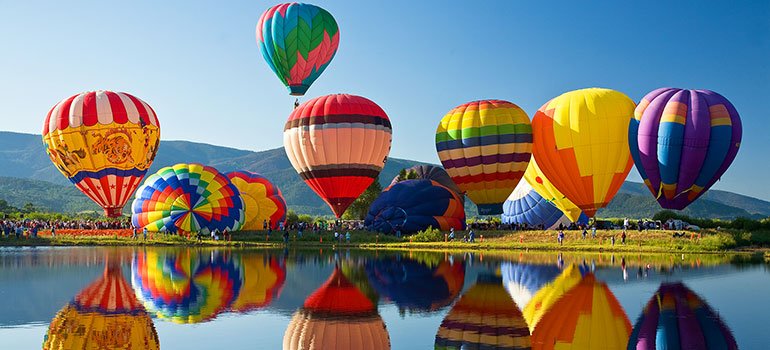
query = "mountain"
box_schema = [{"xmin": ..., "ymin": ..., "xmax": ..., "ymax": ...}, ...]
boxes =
[{"xmin": 0, "ymin": 131, "xmax": 767, "ymax": 219}]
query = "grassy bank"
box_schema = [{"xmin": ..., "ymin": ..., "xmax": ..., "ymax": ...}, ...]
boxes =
[{"xmin": 2, "ymin": 228, "xmax": 769, "ymax": 253}]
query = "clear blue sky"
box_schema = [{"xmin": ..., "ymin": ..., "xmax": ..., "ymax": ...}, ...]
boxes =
[{"xmin": 1, "ymin": 1, "xmax": 768, "ymax": 200}]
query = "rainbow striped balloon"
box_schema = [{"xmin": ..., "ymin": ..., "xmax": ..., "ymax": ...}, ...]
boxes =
[
  {"xmin": 436, "ymin": 100, "xmax": 532, "ymax": 215},
  {"xmin": 257, "ymin": 3, "xmax": 339, "ymax": 96},
  {"xmin": 131, "ymin": 164, "xmax": 244, "ymax": 234},
  {"xmin": 227, "ymin": 171, "xmax": 287, "ymax": 231}
]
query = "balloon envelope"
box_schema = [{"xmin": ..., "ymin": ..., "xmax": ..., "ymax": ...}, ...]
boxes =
[
  {"xmin": 257, "ymin": 3, "xmax": 339, "ymax": 96},
  {"xmin": 629, "ymin": 88, "xmax": 742, "ymax": 210},
  {"xmin": 42, "ymin": 90, "xmax": 160, "ymax": 217},
  {"xmin": 131, "ymin": 163, "xmax": 244, "ymax": 234},
  {"xmin": 230, "ymin": 254, "xmax": 286, "ymax": 312},
  {"xmin": 389, "ymin": 164, "xmax": 462, "ymax": 197},
  {"xmin": 500, "ymin": 262, "xmax": 562, "ymax": 309},
  {"xmin": 435, "ymin": 274, "xmax": 531, "ymax": 350},
  {"xmin": 502, "ymin": 180, "xmax": 588, "ymax": 230},
  {"xmin": 227, "ymin": 171, "xmax": 287, "ymax": 230},
  {"xmin": 365, "ymin": 179, "xmax": 466, "ymax": 234},
  {"xmin": 436, "ymin": 100, "xmax": 532, "ymax": 215},
  {"xmin": 531, "ymin": 88, "xmax": 635, "ymax": 217},
  {"xmin": 366, "ymin": 257, "xmax": 465, "ymax": 313},
  {"xmin": 283, "ymin": 267, "xmax": 390, "ymax": 350},
  {"xmin": 530, "ymin": 273, "xmax": 631, "ymax": 350},
  {"xmin": 524, "ymin": 157, "xmax": 583, "ymax": 223},
  {"xmin": 627, "ymin": 282, "xmax": 738, "ymax": 350},
  {"xmin": 131, "ymin": 250, "xmax": 242, "ymax": 323},
  {"xmin": 283, "ymin": 94, "xmax": 392, "ymax": 217},
  {"xmin": 43, "ymin": 263, "xmax": 160, "ymax": 350}
]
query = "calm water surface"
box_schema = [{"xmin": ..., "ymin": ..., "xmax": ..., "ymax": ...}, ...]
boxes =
[{"xmin": 0, "ymin": 247, "xmax": 767, "ymax": 349}]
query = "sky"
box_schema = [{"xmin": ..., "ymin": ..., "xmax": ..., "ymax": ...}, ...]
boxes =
[{"xmin": 0, "ymin": 1, "xmax": 768, "ymax": 200}]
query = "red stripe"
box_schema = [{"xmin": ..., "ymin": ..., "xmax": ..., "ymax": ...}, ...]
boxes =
[
  {"xmin": 125, "ymin": 93, "xmax": 151, "ymax": 126},
  {"xmin": 55, "ymin": 94, "xmax": 78, "ymax": 131},
  {"xmin": 106, "ymin": 91, "xmax": 128, "ymax": 124},
  {"xmin": 43, "ymin": 106, "xmax": 54, "ymax": 135},
  {"xmin": 82, "ymin": 92, "xmax": 99, "ymax": 127},
  {"xmin": 147, "ymin": 103, "xmax": 159, "ymax": 127},
  {"xmin": 77, "ymin": 181, "xmax": 107, "ymax": 208},
  {"xmin": 100, "ymin": 176, "xmax": 114, "ymax": 207}
]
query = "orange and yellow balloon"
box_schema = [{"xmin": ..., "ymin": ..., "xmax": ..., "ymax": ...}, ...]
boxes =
[
  {"xmin": 524, "ymin": 157, "xmax": 584, "ymax": 222},
  {"xmin": 227, "ymin": 171, "xmax": 287, "ymax": 230},
  {"xmin": 531, "ymin": 88, "xmax": 635, "ymax": 217}
]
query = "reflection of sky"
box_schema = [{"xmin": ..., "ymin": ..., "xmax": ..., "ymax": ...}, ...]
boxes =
[{"xmin": 1, "ymin": 248, "xmax": 769, "ymax": 349}]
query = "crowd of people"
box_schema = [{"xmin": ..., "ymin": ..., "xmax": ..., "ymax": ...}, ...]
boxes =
[{"xmin": 0, "ymin": 218, "xmax": 131, "ymax": 238}]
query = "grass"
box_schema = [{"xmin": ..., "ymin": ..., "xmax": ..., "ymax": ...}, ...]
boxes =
[{"xmin": 2, "ymin": 228, "xmax": 768, "ymax": 253}]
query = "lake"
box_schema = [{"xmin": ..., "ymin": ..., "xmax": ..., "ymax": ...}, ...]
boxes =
[{"xmin": 0, "ymin": 246, "xmax": 767, "ymax": 349}]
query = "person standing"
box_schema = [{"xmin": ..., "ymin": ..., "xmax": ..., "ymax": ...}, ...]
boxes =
[
  {"xmin": 582, "ymin": 228, "xmax": 587, "ymax": 240},
  {"xmin": 621, "ymin": 230, "xmax": 627, "ymax": 244},
  {"xmin": 591, "ymin": 225, "xmax": 597, "ymax": 239},
  {"xmin": 345, "ymin": 231, "xmax": 351, "ymax": 243},
  {"xmin": 558, "ymin": 230, "xmax": 565, "ymax": 245},
  {"xmin": 143, "ymin": 227, "xmax": 148, "ymax": 241},
  {"xmin": 51, "ymin": 226, "xmax": 56, "ymax": 238},
  {"xmin": 468, "ymin": 230, "xmax": 475, "ymax": 243},
  {"xmin": 611, "ymin": 235, "xmax": 616, "ymax": 246}
]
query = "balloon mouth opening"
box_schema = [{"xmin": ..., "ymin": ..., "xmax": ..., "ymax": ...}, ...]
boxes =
[{"xmin": 288, "ymin": 85, "xmax": 309, "ymax": 96}]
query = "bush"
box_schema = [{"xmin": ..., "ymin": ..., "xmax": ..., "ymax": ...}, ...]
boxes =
[{"xmin": 410, "ymin": 226, "xmax": 444, "ymax": 242}]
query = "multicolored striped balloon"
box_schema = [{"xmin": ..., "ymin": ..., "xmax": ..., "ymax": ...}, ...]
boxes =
[
  {"xmin": 131, "ymin": 250, "xmax": 242, "ymax": 324},
  {"xmin": 629, "ymin": 88, "xmax": 742, "ymax": 210},
  {"xmin": 42, "ymin": 90, "xmax": 160, "ymax": 217},
  {"xmin": 257, "ymin": 3, "xmax": 340, "ymax": 96},
  {"xmin": 628, "ymin": 282, "xmax": 738, "ymax": 350},
  {"xmin": 227, "ymin": 171, "xmax": 287, "ymax": 230},
  {"xmin": 283, "ymin": 94, "xmax": 392, "ymax": 217},
  {"xmin": 532, "ymin": 88, "xmax": 636, "ymax": 218},
  {"xmin": 436, "ymin": 100, "xmax": 532, "ymax": 215},
  {"xmin": 435, "ymin": 274, "xmax": 531, "ymax": 350},
  {"xmin": 131, "ymin": 164, "xmax": 244, "ymax": 234}
]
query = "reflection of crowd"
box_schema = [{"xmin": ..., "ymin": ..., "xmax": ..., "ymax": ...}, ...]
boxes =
[{"xmin": 0, "ymin": 218, "xmax": 131, "ymax": 238}]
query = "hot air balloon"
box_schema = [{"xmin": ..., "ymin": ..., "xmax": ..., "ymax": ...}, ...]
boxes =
[
  {"xmin": 227, "ymin": 171, "xmax": 287, "ymax": 230},
  {"xmin": 389, "ymin": 165, "xmax": 462, "ymax": 197},
  {"xmin": 628, "ymin": 282, "xmax": 738, "ymax": 350},
  {"xmin": 435, "ymin": 274, "xmax": 531, "ymax": 350},
  {"xmin": 42, "ymin": 90, "xmax": 160, "ymax": 217},
  {"xmin": 43, "ymin": 262, "xmax": 160, "ymax": 350},
  {"xmin": 131, "ymin": 249, "xmax": 242, "ymax": 323},
  {"xmin": 436, "ymin": 100, "xmax": 533, "ymax": 215},
  {"xmin": 284, "ymin": 94, "xmax": 392, "ymax": 217},
  {"xmin": 531, "ymin": 88, "xmax": 636, "ymax": 217},
  {"xmin": 283, "ymin": 267, "xmax": 391, "ymax": 350},
  {"xmin": 502, "ymin": 180, "xmax": 588, "ymax": 229},
  {"xmin": 366, "ymin": 257, "xmax": 464, "ymax": 313},
  {"xmin": 523, "ymin": 158, "xmax": 583, "ymax": 223},
  {"xmin": 365, "ymin": 179, "xmax": 466, "ymax": 234},
  {"xmin": 629, "ymin": 88, "xmax": 742, "ymax": 210},
  {"xmin": 523, "ymin": 264, "xmax": 586, "ymax": 332},
  {"xmin": 257, "ymin": 3, "xmax": 339, "ymax": 96},
  {"xmin": 131, "ymin": 164, "xmax": 244, "ymax": 234},
  {"xmin": 500, "ymin": 262, "xmax": 562, "ymax": 310},
  {"xmin": 530, "ymin": 273, "xmax": 631, "ymax": 350},
  {"xmin": 230, "ymin": 254, "xmax": 286, "ymax": 312}
]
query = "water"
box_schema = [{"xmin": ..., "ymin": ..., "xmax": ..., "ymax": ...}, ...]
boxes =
[{"xmin": 0, "ymin": 246, "xmax": 767, "ymax": 349}]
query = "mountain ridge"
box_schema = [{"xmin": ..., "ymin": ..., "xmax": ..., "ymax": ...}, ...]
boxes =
[{"xmin": 0, "ymin": 131, "xmax": 767, "ymax": 219}]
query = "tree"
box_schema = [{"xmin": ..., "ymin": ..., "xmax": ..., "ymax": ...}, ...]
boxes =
[
  {"xmin": 21, "ymin": 202, "xmax": 36, "ymax": 214},
  {"xmin": 342, "ymin": 177, "xmax": 383, "ymax": 220},
  {"xmin": 286, "ymin": 210, "xmax": 299, "ymax": 225},
  {"xmin": 0, "ymin": 199, "xmax": 19, "ymax": 214}
]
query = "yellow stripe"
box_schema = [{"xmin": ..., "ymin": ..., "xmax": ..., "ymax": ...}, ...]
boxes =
[
  {"xmin": 660, "ymin": 114, "xmax": 686, "ymax": 124},
  {"xmin": 711, "ymin": 117, "xmax": 732, "ymax": 127}
]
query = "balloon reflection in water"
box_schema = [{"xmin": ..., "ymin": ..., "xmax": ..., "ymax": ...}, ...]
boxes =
[
  {"xmin": 43, "ymin": 262, "xmax": 160, "ymax": 350},
  {"xmin": 231, "ymin": 254, "xmax": 286, "ymax": 312},
  {"xmin": 500, "ymin": 262, "xmax": 562, "ymax": 310},
  {"xmin": 530, "ymin": 272, "xmax": 631, "ymax": 350},
  {"xmin": 366, "ymin": 257, "xmax": 465, "ymax": 313},
  {"xmin": 131, "ymin": 249, "xmax": 242, "ymax": 323},
  {"xmin": 435, "ymin": 274, "xmax": 531, "ymax": 350},
  {"xmin": 283, "ymin": 267, "xmax": 390, "ymax": 350},
  {"xmin": 628, "ymin": 282, "xmax": 738, "ymax": 350},
  {"xmin": 523, "ymin": 264, "xmax": 585, "ymax": 331}
]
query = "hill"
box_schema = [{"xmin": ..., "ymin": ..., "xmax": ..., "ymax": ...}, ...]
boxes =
[{"xmin": 0, "ymin": 131, "xmax": 767, "ymax": 219}]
